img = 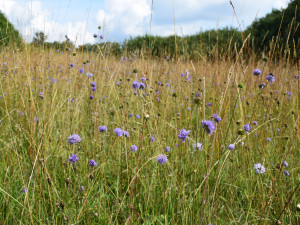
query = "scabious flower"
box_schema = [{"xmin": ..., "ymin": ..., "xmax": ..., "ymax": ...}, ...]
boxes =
[
  {"xmin": 22, "ymin": 188, "xmax": 27, "ymax": 193},
  {"xmin": 123, "ymin": 130, "xmax": 129, "ymax": 137},
  {"xmin": 178, "ymin": 129, "xmax": 190, "ymax": 142},
  {"xmin": 165, "ymin": 146, "xmax": 171, "ymax": 152},
  {"xmin": 90, "ymin": 95, "xmax": 94, "ymax": 99},
  {"xmin": 129, "ymin": 113, "xmax": 133, "ymax": 118},
  {"xmin": 258, "ymin": 83, "xmax": 266, "ymax": 89},
  {"xmin": 79, "ymin": 68, "xmax": 84, "ymax": 74},
  {"xmin": 88, "ymin": 159, "xmax": 97, "ymax": 167},
  {"xmin": 244, "ymin": 123, "xmax": 252, "ymax": 133},
  {"xmin": 228, "ymin": 144, "xmax": 235, "ymax": 150},
  {"xmin": 157, "ymin": 155, "xmax": 168, "ymax": 165},
  {"xmin": 68, "ymin": 134, "xmax": 81, "ymax": 144},
  {"xmin": 141, "ymin": 77, "xmax": 146, "ymax": 82},
  {"xmin": 206, "ymin": 103, "xmax": 212, "ymax": 106},
  {"xmin": 92, "ymin": 87, "xmax": 96, "ymax": 92},
  {"xmin": 254, "ymin": 163, "xmax": 266, "ymax": 174},
  {"xmin": 100, "ymin": 35, "xmax": 104, "ymax": 39},
  {"xmin": 253, "ymin": 69, "xmax": 262, "ymax": 76},
  {"xmin": 150, "ymin": 135, "xmax": 155, "ymax": 142},
  {"xmin": 294, "ymin": 74, "xmax": 299, "ymax": 79},
  {"xmin": 202, "ymin": 120, "xmax": 215, "ymax": 134},
  {"xmin": 266, "ymin": 73, "xmax": 275, "ymax": 83},
  {"xmin": 283, "ymin": 160, "xmax": 288, "ymax": 167},
  {"xmin": 98, "ymin": 126, "xmax": 107, "ymax": 132},
  {"xmin": 91, "ymin": 82, "xmax": 96, "ymax": 87},
  {"xmin": 132, "ymin": 81, "xmax": 140, "ymax": 90},
  {"xmin": 130, "ymin": 145, "xmax": 138, "ymax": 152},
  {"xmin": 252, "ymin": 121, "xmax": 258, "ymax": 125},
  {"xmin": 212, "ymin": 114, "xmax": 221, "ymax": 122},
  {"xmin": 284, "ymin": 170, "xmax": 290, "ymax": 176},
  {"xmin": 69, "ymin": 154, "xmax": 79, "ymax": 164},
  {"xmin": 86, "ymin": 73, "xmax": 93, "ymax": 77},
  {"xmin": 114, "ymin": 128, "xmax": 123, "ymax": 137},
  {"xmin": 193, "ymin": 143, "xmax": 203, "ymax": 151},
  {"xmin": 139, "ymin": 82, "xmax": 146, "ymax": 90},
  {"xmin": 136, "ymin": 115, "xmax": 140, "ymax": 119},
  {"xmin": 267, "ymin": 138, "xmax": 271, "ymax": 142}
]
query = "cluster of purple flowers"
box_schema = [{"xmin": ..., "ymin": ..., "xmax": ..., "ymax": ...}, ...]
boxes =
[
  {"xmin": 202, "ymin": 120, "xmax": 215, "ymax": 134},
  {"xmin": 157, "ymin": 155, "xmax": 168, "ymax": 165},
  {"xmin": 99, "ymin": 126, "xmax": 107, "ymax": 132},
  {"xmin": 244, "ymin": 123, "xmax": 252, "ymax": 133},
  {"xmin": 254, "ymin": 163, "xmax": 266, "ymax": 174},
  {"xmin": 253, "ymin": 69, "xmax": 262, "ymax": 76},
  {"xmin": 68, "ymin": 134, "xmax": 82, "ymax": 144},
  {"xmin": 114, "ymin": 128, "xmax": 129, "ymax": 137},
  {"xmin": 132, "ymin": 81, "xmax": 146, "ymax": 90},
  {"xmin": 91, "ymin": 82, "xmax": 96, "ymax": 92},
  {"xmin": 266, "ymin": 73, "xmax": 275, "ymax": 83},
  {"xmin": 178, "ymin": 129, "xmax": 190, "ymax": 142},
  {"xmin": 212, "ymin": 114, "xmax": 221, "ymax": 122}
]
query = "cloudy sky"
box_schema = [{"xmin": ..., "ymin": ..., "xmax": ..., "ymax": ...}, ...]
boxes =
[{"xmin": 0, "ymin": 0, "xmax": 288, "ymax": 46}]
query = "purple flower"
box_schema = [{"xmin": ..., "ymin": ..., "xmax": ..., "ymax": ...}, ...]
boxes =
[
  {"xmin": 91, "ymin": 82, "xmax": 96, "ymax": 87},
  {"xmin": 178, "ymin": 129, "xmax": 190, "ymax": 142},
  {"xmin": 19, "ymin": 110, "xmax": 24, "ymax": 116},
  {"xmin": 132, "ymin": 81, "xmax": 140, "ymax": 90},
  {"xmin": 187, "ymin": 107, "xmax": 191, "ymax": 111},
  {"xmin": 157, "ymin": 155, "xmax": 168, "ymax": 165},
  {"xmin": 141, "ymin": 77, "xmax": 146, "ymax": 82},
  {"xmin": 22, "ymin": 188, "xmax": 27, "ymax": 193},
  {"xmin": 129, "ymin": 113, "xmax": 133, "ymax": 118},
  {"xmin": 195, "ymin": 93, "xmax": 201, "ymax": 97},
  {"xmin": 114, "ymin": 128, "xmax": 123, "ymax": 137},
  {"xmin": 253, "ymin": 69, "xmax": 261, "ymax": 76},
  {"xmin": 267, "ymin": 138, "xmax": 271, "ymax": 142},
  {"xmin": 284, "ymin": 170, "xmax": 290, "ymax": 176},
  {"xmin": 252, "ymin": 121, "xmax": 258, "ymax": 125},
  {"xmin": 98, "ymin": 126, "xmax": 107, "ymax": 132},
  {"xmin": 150, "ymin": 135, "xmax": 155, "ymax": 142},
  {"xmin": 86, "ymin": 73, "xmax": 93, "ymax": 77},
  {"xmin": 136, "ymin": 115, "xmax": 140, "ymax": 119},
  {"xmin": 294, "ymin": 74, "xmax": 299, "ymax": 79},
  {"xmin": 93, "ymin": 34, "xmax": 97, "ymax": 38},
  {"xmin": 202, "ymin": 120, "xmax": 215, "ymax": 134},
  {"xmin": 254, "ymin": 163, "xmax": 266, "ymax": 174},
  {"xmin": 193, "ymin": 143, "xmax": 203, "ymax": 151},
  {"xmin": 228, "ymin": 144, "xmax": 235, "ymax": 150},
  {"xmin": 266, "ymin": 73, "xmax": 275, "ymax": 83},
  {"xmin": 206, "ymin": 103, "xmax": 212, "ymax": 106},
  {"xmin": 244, "ymin": 123, "xmax": 252, "ymax": 133},
  {"xmin": 70, "ymin": 63, "xmax": 75, "ymax": 68},
  {"xmin": 90, "ymin": 95, "xmax": 94, "ymax": 99},
  {"xmin": 283, "ymin": 161, "xmax": 288, "ymax": 167},
  {"xmin": 69, "ymin": 154, "xmax": 79, "ymax": 164},
  {"xmin": 79, "ymin": 68, "xmax": 84, "ymax": 74},
  {"xmin": 80, "ymin": 186, "xmax": 84, "ymax": 192},
  {"xmin": 139, "ymin": 82, "xmax": 146, "ymax": 90},
  {"xmin": 165, "ymin": 146, "xmax": 171, "ymax": 152},
  {"xmin": 71, "ymin": 98, "xmax": 75, "ymax": 102},
  {"xmin": 92, "ymin": 87, "xmax": 96, "ymax": 92},
  {"xmin": 100, "ymin": 35, "xmax": 104, "ymax": 39},
  {"xmin": 212, "ymin": 114, "xmax": 221, "ymax": 122},
  {"xmin": 116, "ymin": 82, "xmax": 120, "ymax": 85},
  {"xmin": 130, "ymin": 145, "xmax": 138, "ymax": 152},
  {"xmin": 258, "ymin": 83, "xmax": 266, "ymax": 89},
  {"xmin": 88, "ymin": 159, "xmax": 97, "ymax": 167},
  {"xmin": 123, "ymin": 130, "xmax": 129, "ymax": 137},
  {"xmin": 68, "ymin": 134, "xmax": 82, "ymax": 144}
]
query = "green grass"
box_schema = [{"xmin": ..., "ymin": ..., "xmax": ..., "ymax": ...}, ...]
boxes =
[{"xmin": 0, "ymin": 47, "xmax": 299, "ymax": 225}]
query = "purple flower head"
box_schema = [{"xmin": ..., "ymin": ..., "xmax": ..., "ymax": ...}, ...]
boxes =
[
  {"xmin": 283, "ymin": 160, "xmax": 288, "ymax": 167},
  {"xmin": 206, "ymin": 103, "xmax": 212, "ymax": 106},
  {"xmin": 266, "ymin": 73, "xmax": 275, "ymax": 83},
  {"xmin": 284, "ymin": 170, "xmax": 290, "ymax": 176},
  {"xmin": 71, "ymin": 98, "xmax": 75, "ymax": 102},
  {"xmin": 139, "ymin": 82, "xmax": 146, "ymax": 90},
  {"xmin": 98, "ymin": 126, "xmax": 107, "ymax": 132},
  {"xmin": 70, "ymin": 63, "xmax": 75, "ymax": 68},
  {"xmin": 90, "ymin": 95, "xmax": 94, "ymax": 99},
  {"xmin": 132, "ymin": 81, "xmax": 140, "ymax": 90},
  {"xmin": 187, "ymin": 107, "xmax": 191, "ymax": 111},
  {"xmin": 130, "ymin": 145, "xmax": 138, "ymax": 152},
  {"xmin": 91, "ymin": 82, "xmax": 96, "ymax": 87},
  {"xmin": 212, "ymin": 114, "xmax": 221, "ymax": 122},
  {"xmin": 165, "ymin": 146, "xmax": 171, "ymax": 152},
  {"xmin": 136, "ymin": 115, "xmax": 140, "ymax": 119},
  {"xmin": 86, "ymin": 73, "xmax": 93, "ymax": 77},
  {"xmin": 69, "ymin": 154, "xmax": 79, "ymax": 164},
  {"xmin": 114, "ymin": 128, "xmax": 123, "ymax": 137},
  {"xmin": 88, "ymin": 159, "xmax": 97, "ymax": 167},
  {"xmin": 244, "ymin": 123, "xmax": 252, "ymax": 133},
  {"xmin": 19, "ymin": 110, "xmax": 24, "ymax": 116},
  {"xmin": 202, "ymin": 120, "xmax": 215, "ymax": 134},
  {"xmin": 267, "ymin": 138, "xmax": 271, "ymax": 142},
  {"xmin": 22, "ymin": 188, "xmax": 27, "ymax": 193},
  {"xmin": 294, "ymin": 74, "xmax": 299, "ymax": 79},
  {"xmin": 100, "ymin": 35, "xmax": 104, "ymax": 39},
  {"xmin": 193, "ymin": 143, "xmax": 203, "ymax": 151},
  {"xmin": 79, "ymin": 68, "xmax": 84, "ymax": 74},
  {"xmin": 178, "ymin": 129, "xmax": 190, "ymax": 142},
  {"xmin": 195, "ymin": 93, "xmax": 201, "ymax": 97},
  {"xmin": 68, "ymin": 134, "xmax": 82, "ymax": 144},
  {"xmin": 228, "ymin": 144, "xmax": 235, "ymax": 150},
  {"xmin": 123, "ymin": 130, "xmax": 129, "ymax": 137},
  {"xmin": 116, "ymin": 81, "xmax": 120, "ymax": 85},
  {"xmin": 129, "ymin": 113, "xmax": 133, "ymax": 118},
  {"xmin": 253, "ymin": 69, "xmax": 261, "ymax": 76},
  {"xmin": 252, "ymin": 121, "xmax": 258, "ymax": 125},
  {"xmin": 258, "ymin": 83, "xmax": 266, "ymax": 89},
  {"xmin": 80, "ymin": 186, "xmax": 84, "ymax": 192},
  {"xmin": 157, "ymin": 155, "xmax": 168, "ymax": 165},
  {"xmin": 254, "ymin": 163, "xmax": 266, "ymax": 174},
  {"xmin": 92, "ymin": 87, "xmax": 96, "ymax": 92},
  {"xmin": 141, "ymin": 77, "xmax": 146, "ymax": 82},
  {"xmin": 150, "ymin": 135, "xmax": 155, "ymax": 142}
]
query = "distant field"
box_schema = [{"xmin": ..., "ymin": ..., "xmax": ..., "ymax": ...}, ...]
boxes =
[{"xmin": 0, "ymin": 47, "xmax": 299, "ymax": 224}]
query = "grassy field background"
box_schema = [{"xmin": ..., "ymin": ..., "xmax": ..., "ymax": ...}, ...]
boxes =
[{"xmin": 0, "ymin": 42, "xmax": 299, "ymax": 225}]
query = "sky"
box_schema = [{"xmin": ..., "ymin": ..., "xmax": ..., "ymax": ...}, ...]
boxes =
[{"xmin": 0, "ymin": 0, "xmax": 289, "ymax": 46}]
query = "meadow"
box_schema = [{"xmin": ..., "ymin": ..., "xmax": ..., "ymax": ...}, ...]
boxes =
[{"xmin": 0, "ymin": 43, "xmax": 299, "ymax": 225}]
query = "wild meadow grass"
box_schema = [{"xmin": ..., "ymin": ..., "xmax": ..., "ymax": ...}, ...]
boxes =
[{"xmin": 0, "ymin": 46, "xmax": 299, "ymax": 224}]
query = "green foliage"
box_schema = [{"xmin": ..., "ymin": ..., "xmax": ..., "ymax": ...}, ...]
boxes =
[{"xmin": 0, "ymin": 11, "xmax": 22, "ymax": 47}]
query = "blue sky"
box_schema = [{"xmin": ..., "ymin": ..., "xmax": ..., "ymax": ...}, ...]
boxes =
[{"xmin": 0, "ymin": 0, "xmax": 288, "ymax": 46}]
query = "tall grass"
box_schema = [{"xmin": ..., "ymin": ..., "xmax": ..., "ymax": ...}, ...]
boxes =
[{"xmin": 0, "ymin": 39, "xmax": 299, "ymax": 225}]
